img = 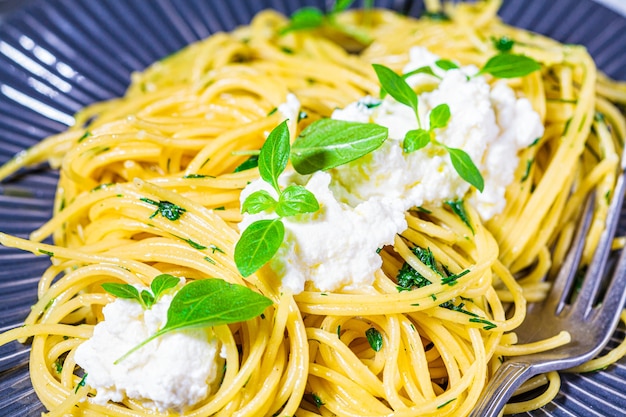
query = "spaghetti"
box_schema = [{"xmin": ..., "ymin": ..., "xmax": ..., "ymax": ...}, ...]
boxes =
[{"xmin": 0, "ymin": 0, "xmax": 625, "ymax": 416}]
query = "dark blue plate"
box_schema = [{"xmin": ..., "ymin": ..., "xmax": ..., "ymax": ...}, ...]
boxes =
[{"xmin": 0, "ymin": 0, "xmax": 625, "ymax": 415}]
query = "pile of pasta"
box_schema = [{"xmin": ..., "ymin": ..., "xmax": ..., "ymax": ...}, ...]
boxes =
[{"xmin": 1, "ymin": 0, "xmax": 625, "ymax": 416}]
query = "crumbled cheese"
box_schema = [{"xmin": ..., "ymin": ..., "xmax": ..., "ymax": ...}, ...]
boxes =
[
  {"xmin": 332, "ymin": 46, "xmax": 544, "ymax": 219},
  {"xmin": 74, "ymin": 289, "xmax": 223, "ymax": 412},
  {"xmin": 239, "ymin": 170, "xmax": 406, "ymax": 293},
  {"xmin": 278, "ymin": 93, "xmax": 301, "ymax": 121},
  {"xmin": 240, "ymin": 47, "xmax": 544, "ymax": 294}
]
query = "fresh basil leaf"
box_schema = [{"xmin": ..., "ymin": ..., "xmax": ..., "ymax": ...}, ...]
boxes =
[
  {"xmin": 435, "ymin": 59, "xmax": 459, "ymax": 70},
  {"xmin": 234, "ymin": 219, "xmax": 285, "ymax": 277},
  {"xmin": 478, "ymin": 54, "xmax": 541, "ymax": 79},
  {"xmin": 162, "ymin": 278, "xmax": 272, "ymax": 331},
  {"xmin": 445, "ymin": 147, "xmax": 485, "ymax": 192},
  {"xmin": 372, "ymin": 64, "xmax": 419, "ymax": 114},
  {"xmin": 281, "ymin": 7, "xmax": 325, "ymax": 34},
  {"xmin": 115, "ymin": 278, "xmax": 273, "ymax": 363},
  {"xmin": 332, "ymin": 0, "xmax": 355, "ymax": 12},
  {"xmin": 291, "ymin": 119, "xmax": 388, "ymax": 174},
  {"xmin": 381, "ymin": 66, "xmax": 440, "ymax": 98},
  {"xmin": 276, "ymin": 185, "xmax": 320, "ymax": 217},
  {"xmin": 259, "ymin": 120, "xmax": 290, "ymax": 193},
  {"xmin": 365, "ymin": 327, "xmax": 383, "ymax": 352},
  {"xmin": 150, "ymin": 274, "xmax": 180, "ymax": 300},
  {"xmin": 101, "ymin": 283, "xmax": 141, "ymax": 302},
  {"xmin": 242, "ymin": 190, "xmax": 278, "ymax": 214},
  {"xmin": 403, "ymin": 129, "xmax": 431, "ymax": 153},
  {"xmin": 429, "ymin": 103, "xmax": 451, "ymax": 130},
  {"xmin": 141, "ymin": 290, "xmax": 155, "ymax": 308}
]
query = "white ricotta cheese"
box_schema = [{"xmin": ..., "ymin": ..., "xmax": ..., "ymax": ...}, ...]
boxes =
[
  {"xmin": 331, "ymin": 46, "xmax": 544, "ymax": 219},
  {"xmin": 240, "ymin": 48, "xmax": 544, "ymax": 294},
  {"xmin": 74, "ymin": 288, "xmax": 223, "ymax": 412},
  {"xmin": 240, "ymin": 170, "xmax": 406, "ymax": 294}
]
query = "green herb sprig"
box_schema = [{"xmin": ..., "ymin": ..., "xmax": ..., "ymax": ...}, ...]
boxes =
[
  {"xmin": 114, "ymin": 277, "xmax": 272, "ymax": 363},
  {"xmin": 372, "ymin": 63, "xmax": 485, "ymax": 192},
  {"xmin": 235, "ymin": 121, "xmax": 319, "ymax": 277},
  {"xmin": 102, "ymin": 274, "xmax": 180, "ymax": 310},
  {"xmin": 235, "ymin": 119, "xmax": 388, "ymax": 277},
  {"xmin": 280, "ymin": 0, "xmax": 373, "ymax": 46}
]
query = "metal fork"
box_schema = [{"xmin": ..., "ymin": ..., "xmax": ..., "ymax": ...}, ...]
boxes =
[{"xmin": 469, "ymin": 159, "xmax": 626, "ymax": 417}]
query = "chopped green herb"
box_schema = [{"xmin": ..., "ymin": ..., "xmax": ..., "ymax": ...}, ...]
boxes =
[
  {"xmin": 521, "ymin": 158, "xmax": 534, "ymax": 182},
  {"xmin": 422, "ymin": 10, "xmax": 450, "ymax": 21},
  {"xmin": 234, "ymin": 154, "xmax": 259, "ymax": 172},
  {"xmin": 75, "ymin": 373, "xmax": 88, "ymax": 393},
  {"xmin": 90, "ymin": 183, "xmax": 114, "ymax": 192},
  {"xmin": 181, "ymin": 237, "xmax": 207, "ymax": 250},
  {"xmin": 312, "ymin": 393, "xmax": 325, "ymax": 408},
  {"xmin": 563, "ymin": 117, "xmax": 573, "ymax": 136},
  {"xmin": 209, "ymin": 244, "xmax": 225, "ymax": 254},
  {"xmin": 267, "ymin": 107, "xmax": 278, "ymax": 116},
  {"xmin": 445, "ymin": 200, "xmax": 473, "ymax": 233},
  {"xmin": 183, "ymin": 174, "xmax": 215, "ymax": 179},
  {"xmin": 578, "ymin": 113, "xmax": 588, "ymax": 132},
  {"xmin": 204, "ymin": 256, "xmax": 216, "ymax": 264},
  {"xmin": 491, "ymin": 36, "xmax": 515, "ymax": 52},
  {"xmin": 469, "ymin": 317, "xmax": 497, "ymax": 330},
  {"xmin": 363, "ymin": 99, "xmax": 383, "ymax": 109},
  {"xmin": 437, "ymin": 398, "xmax": 456, "ymax": 409},
  {"xmin": 38, "ymin": 249, "xmax": 54, "ymax": 257},
  {"xmin": 365, "ymin": 327, "xmax": 383, "ymax": 352},
  {"xmin": 140, "ymin": 198, "xmax": 186, "ymax": 221},
  {"xmin": 439, "ymin": 300, "xmax": 478, "ymax": 316},
  {"xmin": 77, "ymin": 131, "xmax": 92, "ymax": 143},
  {"xmin": 440, "ymin": 269, "xmax": 469, "ymax": 286},
  {"xmin": 53, "ymin": 358, "xmax": 63, "ymax": 373}
]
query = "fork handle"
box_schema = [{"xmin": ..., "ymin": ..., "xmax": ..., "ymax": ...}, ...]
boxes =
[{"xmin": 469, "ymin": 361, "xmax": 534, "ymax": 417}]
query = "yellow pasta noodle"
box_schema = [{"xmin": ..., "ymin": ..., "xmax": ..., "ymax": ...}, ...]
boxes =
[{"xmin": 0, "ymin": 0, "xmax": 624, "ymax": 416}]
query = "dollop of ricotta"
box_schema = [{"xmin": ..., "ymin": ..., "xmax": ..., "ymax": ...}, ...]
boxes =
[
  {"xmin": 74, "ymin": 288, "xmax": 223, "ymax": 412},
  {"xmin": 332, "ymin": 46, "xmax": 544, "ymax": 218},
  {"xmin": 239, "ymin": 46, "xmax": 544, "ymax": 294},
  {"xmin": 239, "ymin": 170, "xmax": 406, "ymax": 294}
]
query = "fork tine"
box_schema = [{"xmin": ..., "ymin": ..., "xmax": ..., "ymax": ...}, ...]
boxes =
[
  {"xmin": 544, "ymin": 194, "xmax": 595, "ymax": 315},
  {"xmin": 597, "ymin": 235, "xmax": 626, "ymax": 326},
  {"xmin": 575, "ymin": 172, "xmax": 626, "ymax": 318}
]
